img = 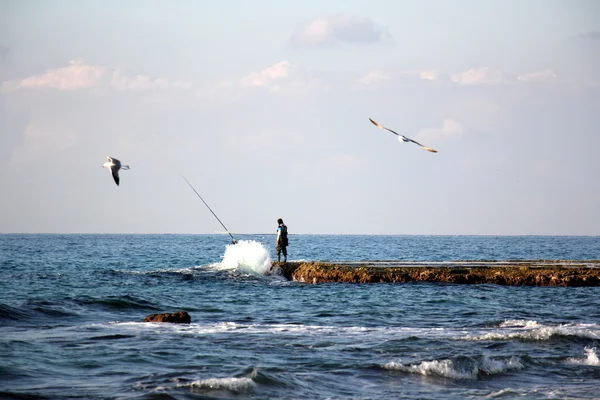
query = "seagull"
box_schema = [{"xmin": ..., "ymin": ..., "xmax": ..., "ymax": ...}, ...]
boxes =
[
  {"xmin": 102, "ymin": 156, "xmax": 130, "ymax": 186},
  {"xmin": 369, "ymin": 118, "xmax": 438, "ymax": 153}
]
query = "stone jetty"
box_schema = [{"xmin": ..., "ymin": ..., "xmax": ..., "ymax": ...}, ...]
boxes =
[{"xmin": 271, "ymin": 260, "xmax": 600, "ymax": 287}]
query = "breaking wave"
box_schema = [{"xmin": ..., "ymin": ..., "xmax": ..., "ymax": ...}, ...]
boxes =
[
  {"xmin": 466, "ymin": 321, "xmax": 600, "ymax": 341},
  {"xmin": 188, "ymin": 376, "xmax": 256, "ymax": 392},
  {"xmin": 566, "ymin": 347, "xmax": 600, "ymax": 366},
  {"xmin": 383, "ymin": 355, "xmax": 524, "ymax": 380},
  {"xmin": 498, "ymin": 319, "xmax": 541, "ymax": 328},
  {"xmin": 217, "ymin": 240, "xmax": 272, "ymax": 275},
  {"xmin": 149, "ymin": 369, "xmax": 259, "ymax": 394}
]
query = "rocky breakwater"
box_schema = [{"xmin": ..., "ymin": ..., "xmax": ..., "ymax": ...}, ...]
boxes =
[{"xmin": 271, "ymin": 261, "xmax": 600, "ymax": 287}]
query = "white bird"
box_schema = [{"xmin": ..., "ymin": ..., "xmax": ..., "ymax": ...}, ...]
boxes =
[
  {"xmin": 369, "ymin": 118, "xmax": 438, "ymax": 153},
  {"xmin": 102, "ymin": 156, "xmax": 130, "ymax": 186}
]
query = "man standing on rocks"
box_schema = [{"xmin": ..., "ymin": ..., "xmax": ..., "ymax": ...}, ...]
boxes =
[{"xmin": 276, "ymin": 218, "xmax": 288, "ymax": 263}]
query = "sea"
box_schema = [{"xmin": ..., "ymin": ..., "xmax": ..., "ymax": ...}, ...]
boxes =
[{"xmin": 1, "ymin": 234, "xmax": 600, "ymax": 400}]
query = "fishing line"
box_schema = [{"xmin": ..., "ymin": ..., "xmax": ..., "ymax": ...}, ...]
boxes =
[{"xmin": 181, "ymin": 174, "xmax": 237, "ymax": 244}]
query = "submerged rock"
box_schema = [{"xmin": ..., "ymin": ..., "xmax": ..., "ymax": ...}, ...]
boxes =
[
  {"xmin": 272, "ymin": 261, "xmax": 600, "ymax": 287},
  {"xmin": 143, "ymin": 311, "xmax": 191, "ymax": 323}
]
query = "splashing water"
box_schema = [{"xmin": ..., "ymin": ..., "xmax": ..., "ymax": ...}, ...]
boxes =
[
  {"xmin": 566, "ymin": 347, "xmax": 600, "ymax": 366},
  {"xmin": 218, "ymin": 240, "xmax": 272, "ymax": 275}
]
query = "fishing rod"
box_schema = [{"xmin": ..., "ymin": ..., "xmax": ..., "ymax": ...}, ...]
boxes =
[{"xmin": 181, "ymin": 174, "xmax": 237, "ymax": 244}]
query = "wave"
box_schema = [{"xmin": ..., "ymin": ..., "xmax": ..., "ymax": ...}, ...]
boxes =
[
  {"xmin": 77, "ymin": 295, "xmax": 160, "ymax": 311},
  {"xmin": 145, "ymin": 368, "xmax": 259, "ymax": 395},
  {"xmin": 0, "ymin": 391, "xmax": 54, "ymax": 400},
  {"xmin": 497, "ymin": 319, "xmax": 541, "ymax": 328},
  {"xmin": 106, "ymin": 267, "xmax": 201, "ymax": 285},
  {"xmin": 383, "ymin": 355, "xmax": 524, "ymax": 380},
  {"xmin": 465, "ymin": 321, "xmax": 600, "ymax": 341},
  {"xmin": 187, "ymin": 376, "xmax": 256, "ymax": 392},
  {"xmin": 566, "ymin": 347, "xmax": 600, "ymax": 366},
  {"xmin": 0, "ymin": 303, "xmax": 33, "ymax": 322},
  {"xmin": 108, "ymin": 319, "xmax": 600, "ymax": 351},
  {"xmin": 216, "ymin": 240, "xmax": 272, "ymax": 275},
  {"xmin": 484, "ymin": 386, "xmax": 595, "ymax": 399},
  {"xmin": 109, "ymin": 321, "xmax": 406, "ymax": 336}
]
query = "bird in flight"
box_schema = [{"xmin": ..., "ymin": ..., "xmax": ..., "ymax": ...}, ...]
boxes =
[
  {"xmin": 102, "ymin": 156, "xmax": 130, "ymax": 186},
  {"xmin": 369, "ymin": 118, "xmax": 438, "ymax": 153}
]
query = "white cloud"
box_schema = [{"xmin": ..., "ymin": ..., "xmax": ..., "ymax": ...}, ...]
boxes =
[
  {"xmin": 230, "ymin": 60, "xmax": 318, "ymax": 93},
  {"xmin": 241, "ymin": 60, "xmax": 296, "ymax": 88},
  {"xmin": 358, "ymin": 70, "xmax": 391, "ymax": 85},
  {"xmin": 416, "ymin": 119, "xmax": 464, "ymax": 142},
  {"xmin": 451, "ymin": 67, "xmax": 505, "ymax": 85},
  {"xmin": 403, "ymin": 69, "xmax": 439, "ymax": 81},
  {"xmin": 417, "ymin": 70, "xmax": 439, "ymax": 81},
  {"xmin": 517, "ymin": 69, "xmax": 557, "ymax": 83},
  {"xmin": 6, "ymin": 60, "xmax": 189, "ymax": 92},
  {"xmin": 18, "ymin": 59, "xmax": 105, "ymax": 90},
  {"xmin": 110, "ymin": 70, "xmax": 190, "ymax": 90},
  {"xmin": 290, "ymin": 14, "xmax": 390, "ymax": 47}
]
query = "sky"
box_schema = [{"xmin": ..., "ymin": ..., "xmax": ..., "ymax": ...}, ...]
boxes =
[{"xmin": 1, "ymin": 0, "xmax": 599, "ymax": 235}]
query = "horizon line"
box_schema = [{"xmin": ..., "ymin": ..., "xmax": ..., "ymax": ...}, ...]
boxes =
[{"xmin": 1, "ymin": 232, "xmax": 599, "ymax": 237}]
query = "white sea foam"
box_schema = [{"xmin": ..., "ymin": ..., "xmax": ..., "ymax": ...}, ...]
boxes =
[
  {"xmin": 383, "ymin": 355, "xmax": 523, "ymax": 380},
  {"xmin": 384, "ymin": 359, "xmax": 476, "ymax": 379},
  {"xmin": 566, "ymin": 347, "xmax": 600, "ymax": 366},
  {"xmin": 106, "ymin": 321, "xmax": 474, "ymax": 341},
  {"xmin": 499, "ymin": 319, "xmax": 540, "ymax": 328},
  {"xmin": 106, "ymin": 320, "xmax": 600, "ymax": 348},
  {"xmin": 187, "ymin": 376, "xmax": 255, "ymax": 392},
  {"xmin": 217, "ymin": 240, "xmax": 271, "ymax": 275},
  {"xmin": 466, "ymin": 323, "xmax": 600, "ymax": 341}
]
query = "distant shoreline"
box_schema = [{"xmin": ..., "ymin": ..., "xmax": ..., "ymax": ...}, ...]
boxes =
[{"xmin": 271, "ymin": 261, "xmax": 600, "ymax": 287}]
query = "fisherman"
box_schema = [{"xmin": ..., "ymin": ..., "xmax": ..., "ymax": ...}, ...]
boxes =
[{"xmin": 276, "ymin": 218, "xmax": 288, "ymax": 263}]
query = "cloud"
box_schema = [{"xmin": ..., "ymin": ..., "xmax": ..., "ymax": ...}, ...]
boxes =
[
  {"xmin": 241, "ymin": 60, "xmax": 296, "ymax": 88},
  {"xmin": 517, "ymin": 69, "xmax": 557, "ymax": 83},
  {"xmin": 18, "ymin": 59, "xmax": 106, "ymax": 90},
  {"xmin": 223, "ymin": 60, "xmax": 318, "ymax": 93},
  {"xmin": 290, "ymin": 14, "xmax": 390, "ymax": 48},
  {"xmin": 416, "ymin": 119, "xmax": 464, "ymax": 143},
  {"xmin": 358, "ymin": 70, "xmax": 392, "ymax": 85},
  {"xmin": 416, "ymin": 70, "xmax": 439, "ymax": 81},
  {"xmin": 5, "ymin": 60, "xmax": 189, "ymax": 92},
  {"xmin": 110, "ymin": 70, "xmax": 191, "ymax": 90},
  {"xmin": 403, "ymin": 69, "xmax": 439, "ymax": 81},
  {"xmin": 451, "ymin": 67, "xmax": 505, "ymax": 85}
]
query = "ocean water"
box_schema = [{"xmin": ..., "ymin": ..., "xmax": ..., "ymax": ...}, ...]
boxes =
[{"xmin": 1, "ymin": 234, "xmax": 600, "ymax": 400}]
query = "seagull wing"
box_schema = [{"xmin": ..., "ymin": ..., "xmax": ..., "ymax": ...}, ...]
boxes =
[
  {"xmin": 111, "ymin": 167, "xmax": 120, "ymax": 186},
  {"xmin": 406, "ymin": 138, "xmax": 438, "ymax": 153},
  {"xmin": 369, "ymin": 118, "xmax": 401, "ymax": 136},
  {"xmin": 109, "ymin": 157, "xmax": 122, "ymax": 169},
  {"xmin": 370, "ymin": 118, "xmax": 438, "ymax": 153}
]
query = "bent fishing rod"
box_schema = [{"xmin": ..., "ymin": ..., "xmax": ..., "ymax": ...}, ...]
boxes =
[{"xmin": 181, "ymin": 174, "xmax": 237, "ymax": 244}]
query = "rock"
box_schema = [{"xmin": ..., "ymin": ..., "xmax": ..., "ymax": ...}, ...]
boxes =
[
  {"xmin": 273, "ymin": 261, "xmax": 600, "ymax": 287},
  {"xmin": 143, "ymin": 311, "xmax": 191, "ymax": 323}
]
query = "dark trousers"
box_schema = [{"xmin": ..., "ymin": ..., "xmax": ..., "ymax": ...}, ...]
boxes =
[{"xmin": 276, "ymin": 245, "xmax": 287, "ymax": 262}]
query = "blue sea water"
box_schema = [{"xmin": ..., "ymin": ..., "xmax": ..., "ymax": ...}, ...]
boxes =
[{"xmin": 1, "ymin": 234, "xmax": 600, "ymax": 399}]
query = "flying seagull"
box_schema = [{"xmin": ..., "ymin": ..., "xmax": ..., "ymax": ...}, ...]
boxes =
[
  {"xmin": 369, "ymin": 118, "xmax": 438, "ymax": 153},
  {"xmin": 102, "ymin": 156, "xmax": 130, "ymax": 186}
]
